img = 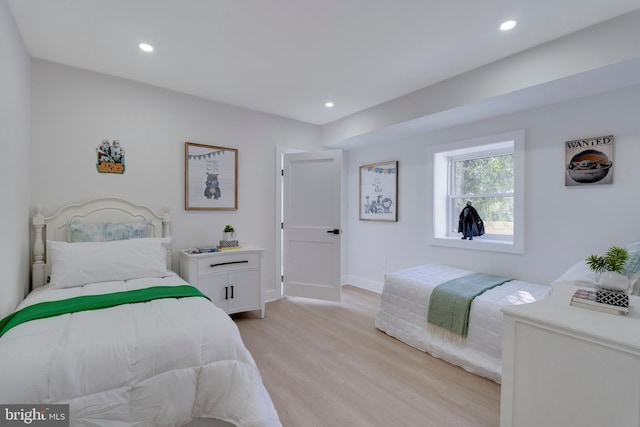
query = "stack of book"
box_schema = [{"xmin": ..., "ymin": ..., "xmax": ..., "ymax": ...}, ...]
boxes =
[
  {"xmin": 185, "ymin": 247, "xmax": 220, "ymax": 254},
  {"xmin": 570, "ymin": 288, "xmax": 630, "ymax": 316},
  {"xmin": 217, "ymin": 245, "xmax": 242, "ymax": 251}
]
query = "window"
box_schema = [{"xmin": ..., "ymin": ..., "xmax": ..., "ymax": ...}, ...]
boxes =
[
  {"xmin": 428, "ymin": 130, "xmax": 524, "ymax": 253},
  {"xmin": 450, "ymin": 146, "xmax": 514, "ymax": 240}
]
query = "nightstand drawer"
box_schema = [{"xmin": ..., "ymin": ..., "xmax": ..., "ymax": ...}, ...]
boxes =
[{"xmin": 197, "ymin": 253, "xmax": 259, "ymax": 276}]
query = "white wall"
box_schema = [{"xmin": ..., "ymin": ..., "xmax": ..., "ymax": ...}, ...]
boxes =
[
  {"xmin": 346, "ymin": 84, "xmax": 640, "ymax": 292},
  {"xmin": 30, "ymin": 59, "xmax": 322, "ymax": 301},
  {"xmin": 323, "ymin": 10, "xmax": 640, "ymax": 148},
  {"xmin": 16, "ymin": 9, "xmax": 640, "ymax": 308},
  {"xmin": 0, "ymin": 0, "xmax": 31, "ymax": 318}
]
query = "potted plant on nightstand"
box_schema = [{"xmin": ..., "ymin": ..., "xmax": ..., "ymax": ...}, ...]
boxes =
[
  {"xmin": 586, "ymin": 246, "xmax": 630, "ymax": 291},
  {"xmin": 223, "ymin": 224, "xmax": 236, "ymax": 241}
]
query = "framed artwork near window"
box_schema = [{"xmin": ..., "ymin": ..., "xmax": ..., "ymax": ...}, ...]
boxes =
[
  {"xmin": 185, "ymin": 142, "xmax": 238, "ymax": 210},
  {"xmin": 565, "ymin": 135, "xmax": 614, "ymax": 186},
  {"xmin": 359, "ymin": 160, "xmax": 398, "ymax": 221}
]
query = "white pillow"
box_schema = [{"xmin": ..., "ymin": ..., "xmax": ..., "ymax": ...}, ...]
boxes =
[
  {"xmin": 550, "ymin": 259, "xmax": 599, "ymax": 290},
  {"xmin": 48, "ymin": 237, "xmax": 170, "ymax": 289}
]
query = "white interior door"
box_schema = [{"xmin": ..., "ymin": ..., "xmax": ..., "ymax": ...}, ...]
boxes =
[{"xmin": 282, "ymin": 150, "xmax": 342, "ymax": 301}]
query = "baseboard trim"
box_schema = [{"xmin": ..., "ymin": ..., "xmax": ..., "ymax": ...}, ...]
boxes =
[
  {"xmin": 266, "ymin": 278, "xmax": 383, "ymax": 301},
  {"xmin": 344, "ymin": 275, "xmax": 383, "ymax": 294}
]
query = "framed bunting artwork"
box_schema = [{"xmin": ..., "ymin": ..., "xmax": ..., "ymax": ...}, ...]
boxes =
[
  {"xmin": 359, "ymin": 160, "xmax": 398, "ymax": 221},
  {"xmin": 185, "ymin": 142, "xmax": 238, "ymax": 210}
]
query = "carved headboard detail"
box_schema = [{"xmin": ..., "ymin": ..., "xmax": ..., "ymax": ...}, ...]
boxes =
[{"xmin": 32, "ymin": 197, "xmax": 171, "ymax": 289}]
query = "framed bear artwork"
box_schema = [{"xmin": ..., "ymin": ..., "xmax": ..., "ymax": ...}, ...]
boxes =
[{"xmin": 185, "ymin": 142, "xmax": 238, "ymax": 210}]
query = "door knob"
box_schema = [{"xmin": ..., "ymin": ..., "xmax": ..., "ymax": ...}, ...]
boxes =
[{"xmin": 326, "ymin": 229, "xmax": 340, "ymax": 234}]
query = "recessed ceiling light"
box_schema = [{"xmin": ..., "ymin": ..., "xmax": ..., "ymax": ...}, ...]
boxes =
[
  {"xmin": 500, "ymin": 20, "xmax": 518, "ymax": 31},
  {"xmin": 325, "ymin": 102, "xmax": 334, "ymax": 108},
  {"xmin": 139, "ymin": 43, "xmax": 154, "ymax": 52}
]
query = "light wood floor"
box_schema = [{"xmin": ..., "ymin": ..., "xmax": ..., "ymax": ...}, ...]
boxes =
[{"xmin": 233, "ymin": 285, "xmax": 500, "ymax": 427}]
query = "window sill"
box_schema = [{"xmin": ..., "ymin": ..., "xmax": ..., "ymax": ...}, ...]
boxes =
[{"xmin": 428, "ymin": 236, "xmax": 523, "ymax": 254}]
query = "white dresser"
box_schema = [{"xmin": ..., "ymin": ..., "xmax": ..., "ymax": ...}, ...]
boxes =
[
  {"xmin": 180, "ymin": 246, "xmax": 265, "ymax": 318},
  {"xmin": 501, "ymin": 284, "xmax": 640, "ymax": 427}
]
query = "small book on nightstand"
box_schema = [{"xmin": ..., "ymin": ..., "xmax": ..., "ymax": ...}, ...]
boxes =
[
  {"xmin": 570, "ymin": 288, "xmax": 630, "ymax": 316},
  {"xmin": 184, "ymin": 247, "xmax": 220, "ymax": 254}
]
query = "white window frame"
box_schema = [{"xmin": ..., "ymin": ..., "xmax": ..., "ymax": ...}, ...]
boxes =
[
  {"xmin": 427, "ymin": 130, "xmax": 525, "ymax": 254},
  {"xmin": 448, "ymin": 144, "xmax": 514, "ymax": 241}
]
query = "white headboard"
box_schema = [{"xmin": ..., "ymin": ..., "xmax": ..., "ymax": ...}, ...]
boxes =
[{"xmin": 32, "ymin": 197, "xmax": 172, "ymax": 289}]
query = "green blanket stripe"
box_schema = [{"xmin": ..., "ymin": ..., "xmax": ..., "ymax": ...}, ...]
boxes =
[
  {"xmin": 427, "ymin": 273, "xmax": 512, "ymax": 337},
  {"xmin": 0, "ymin": 285, "xmax": 209, "ymax": 339}
]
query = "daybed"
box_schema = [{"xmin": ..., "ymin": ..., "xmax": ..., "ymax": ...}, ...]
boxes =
[
  {"xmin": 0, "ymin": 198, "xmax": 281, "ymax": 427},
  {"xmin": 374, "ymin": 263, "xmax": 551, "ymax": 383}
]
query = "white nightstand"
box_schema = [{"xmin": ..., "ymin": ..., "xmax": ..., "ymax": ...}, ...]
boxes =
[
  {"xmin": 501, "ymin": 284, "xmax": 640, "ymax": 427},
  {"xmin": 180, "ymin": 246, "xmax": 265, "ymax": 318}
]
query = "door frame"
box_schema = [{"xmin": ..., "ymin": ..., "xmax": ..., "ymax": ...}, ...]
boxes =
[
  {"xmin": 273, "ymin": 146, "xmax": 303, "ymax": 300},
  {"xmin": 274, "ymin": 146, "xmax": 346, "ymax": 300}
]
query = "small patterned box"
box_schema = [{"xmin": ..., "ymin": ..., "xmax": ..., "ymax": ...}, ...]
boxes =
[
  {"xmin": 596, "ymin": 290, "xmax": 629, "ymax": 308},
  {"xmin": 219, "ymin": 240, "xmax": 239, "ymax": 248}
]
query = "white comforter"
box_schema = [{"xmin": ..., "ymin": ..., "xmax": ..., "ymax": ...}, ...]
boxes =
[
  {"xmin": 375, "ymin": 263, "xmax": 551, "ymax": 383},
  {"xmin": 0, "ymin": 274, "xmax": 281, "ymax": 427}
]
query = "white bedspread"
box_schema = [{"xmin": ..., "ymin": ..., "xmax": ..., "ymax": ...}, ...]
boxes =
[
  {"xmin": 374, "ymin": 263, "xmax": 550, "ymax": 383},
  {"xmin": 0, "ymin": 274, "xmax": 281, "ymax": 427}
]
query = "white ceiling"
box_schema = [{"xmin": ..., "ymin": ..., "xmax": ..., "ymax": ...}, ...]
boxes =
[{"xmin": 8, "ymin": 0, "xmax": 640, "ymax": 125}]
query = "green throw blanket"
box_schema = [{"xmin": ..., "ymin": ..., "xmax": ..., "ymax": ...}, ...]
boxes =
[
  {"xmin": 0, "ymin": 285, "xmax": 209, "ymax": 339},
  {"xmin": 427, "ymin": 273, "xmax": 512, "ymax": 338}
]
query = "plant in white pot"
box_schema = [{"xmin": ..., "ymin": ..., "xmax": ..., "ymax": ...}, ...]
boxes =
[
  {"xmin": 223, "ymin": 225, "xmax": 236, "ymax": 242},
  {"xmin": 585, "ymin": 246, "xmax": 630, "ymax": 292}
]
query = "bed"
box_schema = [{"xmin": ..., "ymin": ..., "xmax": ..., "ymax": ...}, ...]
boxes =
[
  {"xmin": 374, "ymin": 263, "xmax": 551, "ymax": 383},
  {"xmin": 0, "ymin": 197, "xmax": 281, "ymax": 427}
]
